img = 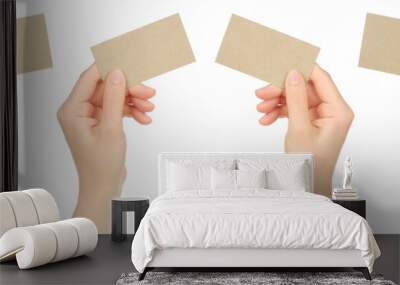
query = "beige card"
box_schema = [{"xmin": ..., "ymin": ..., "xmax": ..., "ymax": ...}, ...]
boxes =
[
  {"xmin": 17, "ymin": 14, "xmax": 53, "ymax": 74},
  {"xmin": 359, "ymin": 13, "xmax": 400, "ymax": 75},
  {"xmin": 216, "ymin": 14, "xmax": 320, "ymax": 88},
  {"xmin": 92, "ymin": 14, "xmax": 195, "ymax": 88}
]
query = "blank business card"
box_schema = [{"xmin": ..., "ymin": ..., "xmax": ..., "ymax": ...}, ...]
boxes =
[
  {"xmin": 216, "ymin": 14, "xmax": 320, "ymax": 88},
  {"xmin": 91, "ymin": 14, "xmax": 195, "ymax": 88},
  {"xmin": 359, "ymin": 13, "xmax": 400, "ymax": 75},
  {"xmin": 17, "ymin": 14, "xmax": 53, "ymax": 74}
]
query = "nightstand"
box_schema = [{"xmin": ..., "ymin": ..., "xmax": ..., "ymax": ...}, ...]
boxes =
[
  {"xmin": 332, "ymin": 199, "xmax": 366, "ymax": 219},
  {"xmin": 111, "ymin": 197, "xmax": 149, "ymax": 242}
]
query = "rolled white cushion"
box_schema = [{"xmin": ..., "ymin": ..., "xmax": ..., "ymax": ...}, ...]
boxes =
[
  {"xmin": 23, "ymin": 189, "xmax": 60, "ymax": 223},
  {"xmin": 65, "ymin": 218, "xmax": 98, "ymax": 257},
  {"xmin": 0, "ymin": 226, "xmax": 57, "ymax": 269},
  {"xmin": 0, "ymin": 218, "xmax": 97, "ymax": 269},
  {"xmin": 0, "ymin": 196, "xmax": 17, "ymax": 237},
  {"xmin": 0, "ymin": 192, "xmax": 39, "ymax": 227},
  {"xmin": 43, "ymin": 221, "xmax": 79, "ymax": 262}
]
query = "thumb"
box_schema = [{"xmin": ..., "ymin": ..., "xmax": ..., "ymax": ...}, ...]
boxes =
[
  {"xmin": 285, "ymin": 70, "xmax": 312, "ymax": 132},
  {"xmin": 100, "ymin": 69, "xmax": 126, "ymax": 132}
]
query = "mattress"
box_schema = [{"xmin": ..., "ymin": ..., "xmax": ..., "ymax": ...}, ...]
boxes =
[{"xmin": 131, "ymin": 189, "xmax": 380, "ymax": 273}]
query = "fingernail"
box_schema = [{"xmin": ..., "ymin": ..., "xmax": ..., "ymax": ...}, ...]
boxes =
[
  {"xmin": 256, "ymin": 84, "xmax": 274, "ymax": 93},
  {"xmin": 127, "ymin": 97, "xmax": 134, "ymax": 106},
  {"xmin": 256, "ymin": 86, "xmax": 266, "ymax": 93},
  {"xmin": 287, "ymin": 70, "xmax": 302, "ymax": 86},
  {"xmin": 110, "ymin": 69, "xmax": 124, "ymax": 85}
]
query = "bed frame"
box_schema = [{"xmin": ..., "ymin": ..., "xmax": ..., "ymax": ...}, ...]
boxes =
[
  {"xmin": 140, "ymin": 248, "xmax": 371, "ymax": 280},
  {"xmin": 139, "ymin": 153, "xmax": 372, "ymax": 281}
]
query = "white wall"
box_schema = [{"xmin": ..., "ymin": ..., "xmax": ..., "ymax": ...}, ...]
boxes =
[{"xmin": 16, "ymin": 0, "xmax": 400, "ymax": 233}]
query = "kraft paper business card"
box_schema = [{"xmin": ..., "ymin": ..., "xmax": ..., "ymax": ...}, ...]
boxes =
[
  {"xmin": 91, "ymin": 14, "xmax": 195, "ymax": 88},
  {"xmin": 17, "ymin": 14, "xmax": 53, "ymax": 74},
  {"xmin": 359, "ymin": 13, "xmax": 400, "ymax": 75},
  {"xmin": 216, "ymin": 14, "xmax": 320, "ymax": 88}
]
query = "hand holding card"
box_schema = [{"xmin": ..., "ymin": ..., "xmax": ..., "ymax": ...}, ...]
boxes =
[
  {"xmin": 57, "ymin": 65, "xmax": 156, "ymax": 233},
  {"xmin": 256, "ymin": 65, "xmax": 354, "ymax": 197}
]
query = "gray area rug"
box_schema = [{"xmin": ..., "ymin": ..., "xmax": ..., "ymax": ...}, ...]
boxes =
[{"xmin": 116, "ymin": 272, "xmax": 396, "ymax": 285}]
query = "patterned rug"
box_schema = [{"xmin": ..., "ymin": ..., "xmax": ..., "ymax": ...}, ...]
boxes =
[{"xmin": 116, "ymin": 272, "xmax": 396, "ymax": 285}]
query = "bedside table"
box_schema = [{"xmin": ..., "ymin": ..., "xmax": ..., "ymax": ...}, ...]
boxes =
[
  {"xmin": 112, "ymin": 197, "xmax": 149, "ymax": 242},
  {"xmin": 332, "ymin": 199, "xmax": 366, "ymax": 219}
]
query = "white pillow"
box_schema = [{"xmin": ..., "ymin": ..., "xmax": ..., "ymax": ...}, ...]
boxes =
[
  {"xmin": 211, "ymin": 168, "xmax": 236, "ymax": 190},
  {"xmin": 266, "ymin": 165, "xmax": 306, "ymax": 191},
  {"xmin": 167, "ymin": 162, "xmax": 211, "ymax": 191},
  {"xmin": 166, "ymin": 159, "xmax": 235, "ymax": 192},
  {"xmin": 211, "ymin": 169, "xmax": 267, "ymax": 190},
  {"xmin": 236, "ymin": 169, "xmax": 267, "ymax": 189},
  {"xmin": 237, "ymin": 159, "xmax": 308, "ymax": 191}
]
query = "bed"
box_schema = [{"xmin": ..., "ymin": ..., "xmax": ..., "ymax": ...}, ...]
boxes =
[{"xmin": 131, "ymin": 153, "xmax": 380, "ymax": 280}]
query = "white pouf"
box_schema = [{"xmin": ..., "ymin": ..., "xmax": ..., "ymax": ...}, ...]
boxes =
[
  {"xmin": 24, "ymin": 188, "xmax": 60, "ymax": 224},
  {"xmin": 0, "ymin": 218, "xmax": 97, "ymax": 269},
  {"xmin": 1, "ymin": 191, "xmax": 40, "ymax": 227},
  {"xmin": 0, "ymin": 196, "xmax": 17, "ymax": 237},
  {"xmin": 0, "ymin": 189, "xmax": 98, "ymax": 269}
]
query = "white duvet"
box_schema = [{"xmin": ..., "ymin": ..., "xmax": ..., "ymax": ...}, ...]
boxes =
[{"xmin": 131, "ymin": 189, "xmax": 380, "ymax": 273}]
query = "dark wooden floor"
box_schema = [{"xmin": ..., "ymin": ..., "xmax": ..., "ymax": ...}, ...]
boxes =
[
  {"xmin": 0, "ymin": 235, "xmax": 399, "ymax": 285},
  {"xmin": 0, "ymin": 236, "xmax": 134, "ymax": 285}
]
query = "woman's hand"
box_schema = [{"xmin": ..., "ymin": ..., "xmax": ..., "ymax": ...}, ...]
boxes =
[
  {"xmin": 256, "ymin": 65, "xmax": 354, "ymax": 196},
  {"xmin": 57, "ymin": 64, "xmax": 155, "ymax": 233}
]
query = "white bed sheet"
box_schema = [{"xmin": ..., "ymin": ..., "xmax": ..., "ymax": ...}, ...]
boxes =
[{"xmin": 131, "ymin": 189, "xmax": 380, "ymax": 273}]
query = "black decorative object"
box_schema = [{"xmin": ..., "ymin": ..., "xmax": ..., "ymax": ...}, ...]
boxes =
[
  {"xmin": 332, "ymin": 200, "xmax": 366, "ymax": 219},
  {"xmin": 112, "ymin": 197, "xmax": 149, "ymax": 242},
  {"xmin": 0, "ymin": 0, "xmax": 18, "ymax": 193}
]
